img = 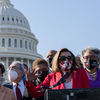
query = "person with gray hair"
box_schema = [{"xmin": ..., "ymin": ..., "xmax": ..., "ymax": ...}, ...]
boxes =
[
  {"xmin": 75, "ymin": 54, "xmax": 83, "ymax": 68},
  {"xmin": 81, "ymin": 46, "xmax": 100, "ymax": 88},
  {"xmin": 8, "ymin": 61, "xmax": 25, "ymax": 81},
  {"xmin": 4, "ymin": 61, "xmax": 31, "ymax": 100}
]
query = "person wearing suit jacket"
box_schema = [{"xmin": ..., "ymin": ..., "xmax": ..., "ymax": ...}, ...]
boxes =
[
  {"xmin": 25, "ymin": 48, "xmax": 90, "ymax": 98},
  {"xmin": 4, "ymin": 61, "xmax": 32, "ymax": 100}
]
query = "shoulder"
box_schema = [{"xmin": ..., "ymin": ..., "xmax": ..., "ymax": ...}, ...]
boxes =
[
  {"xmin": 97, "ymin": 68, "xmax": 100, "ymax": 72},
  {"xmin": 3, "ymin": 85, "xmax": 14, "ymax": 93},
  {"xmin": 3, "ymin": 82, "xmax": 13, "ymax": 86},
  {"xmin": 47, "ymin": 71, "xmax": 60, "ymax": 76},
  {"xmin": 72, "ymin": 68, "xmax": 86, "ymax": 74},
  {"xmin": 43, "ymin": 72, "xmax": 61, "ymax": 83},
  {"xmin": 46, "ymin": 72, "xmax": 55, "ymax": 78},
  {"xmin": 77, "ymin": 68, "xmax": 86, "ymax": 71},
  {"xmin": 3, "ymin": 82, "xmax": 13, "ymax": 89},
  {"xmin": 75, "ymin": 68, "xmax": 85, "ymax": 71},
  {"xmin": 46, "ymin": 71, "xmax": 61, "ymax": 80}
]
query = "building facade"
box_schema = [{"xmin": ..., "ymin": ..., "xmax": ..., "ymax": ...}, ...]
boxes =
[{"xmin": 0, "ymin": 0, "xmax": 43, "ymax": 79}]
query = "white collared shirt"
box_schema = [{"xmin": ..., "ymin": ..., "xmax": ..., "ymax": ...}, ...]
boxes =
[
  {"xmin": 49, "ymin": 67, "xmax": 52, "ymax": 73},
  {"xmin": 13, "ymin": 80, "xmax": 24, "ymax": 99}
]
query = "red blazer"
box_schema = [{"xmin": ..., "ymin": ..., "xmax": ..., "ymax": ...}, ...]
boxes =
[{"xmin": 26, "ymin": 68, "xmax": 90, "ymax": 98}]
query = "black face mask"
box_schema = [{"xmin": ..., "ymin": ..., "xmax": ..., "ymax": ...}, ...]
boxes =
[
  {"xmin": 38, "ymin": 71, "xmax": 49, "ymax": 82},
  {"xmin": 85, "ymin": 59, "xmax": 97, "ymax": 69},
  {"xmin": 46, "ymin": 58, "xmax": 53, "ymax": 68}
]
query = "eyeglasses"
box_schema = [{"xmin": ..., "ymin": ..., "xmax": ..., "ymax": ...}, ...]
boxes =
[
  {"xmin": 8, "ymin": 66, "xmax": 20, "ymax": 70},
  {"xmin": 83, "ymin": 55, "xmax": 97, "ymax": 60},
  {"xmin": 59, "ymin": 56, "xmax": 73, "ymax": 61}
]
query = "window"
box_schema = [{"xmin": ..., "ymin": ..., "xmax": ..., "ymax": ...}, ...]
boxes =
[
  {"xmin": 8, "ymin": 39, "xmax": 11, "ymax": 47},
  {"xmin": 29, "ymin": 42, "xmax": 31, "ymax": 50},
  {"xmin": 20, "ymin": 40, "xmax": 22, "ymax": 48},
  {"xmin": 24, "ymin": 21, "xmax": 25, "ymax": 24},
  {"xmin": 12, "ymin": 18, "xmax": 14, "ymax": 21},
  {"xmin": 25, "ymin": 41, "xmax": 27, "ymax": 49},
  {"xmin": 2, "ymin": 17, "xmax": 4, "ymax": 21},
  {"xmin": 2, "ymin": 38, "xmax": 5, "ymax": 47},
  {"xmin": 20, "ymin": 19, "xmax": 22, "ymax": 23},
  {"xmin": 14, "ymin": 39, "xmax": 17, "ymax": 47},
  {"xmin": 16, "ymin": 19, "xmax": 18, "ymax": 22},
  {"xmin": 7, "ymin": 17, "xmax": 9, "ymax": 21}
]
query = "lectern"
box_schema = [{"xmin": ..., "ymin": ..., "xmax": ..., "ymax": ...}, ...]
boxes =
[{"xmin": 44, "ymin": 88, "xmax": 100, "ymax": 100}]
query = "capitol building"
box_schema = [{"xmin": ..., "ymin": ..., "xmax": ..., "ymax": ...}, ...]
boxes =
[{"xmin": 0, "ymin": 0, "xmax": 43, "ymax": 78}]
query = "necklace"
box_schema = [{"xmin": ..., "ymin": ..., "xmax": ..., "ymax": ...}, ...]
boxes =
[
  {"xmin": 89, "ymin": 74, "xmax": 97, "ymax": 78},
  {"xmin": 88, "ymin": 71, "xmax": 97, "ymax": 78},
  {"xmin": 89, "ymin": 71, "xmax": 97, "ymax": 75}
]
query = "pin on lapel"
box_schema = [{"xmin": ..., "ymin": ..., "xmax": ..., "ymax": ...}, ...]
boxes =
[{"xmin": 74, "ymin": 71, "xmax": 76, "ymax": 78}]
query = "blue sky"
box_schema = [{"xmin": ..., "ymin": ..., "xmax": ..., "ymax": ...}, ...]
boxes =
[{"xmin": 11, "ymin": 0, "xmax": 100, "ymax": 59}]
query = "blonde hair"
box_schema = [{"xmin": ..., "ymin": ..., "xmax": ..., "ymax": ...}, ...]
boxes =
[{"xmin": 52, "ymin": 48, "xmax": 78, "ymax": 73}]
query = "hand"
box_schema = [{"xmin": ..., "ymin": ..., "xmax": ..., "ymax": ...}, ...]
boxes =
[{"xmin": 25, "ymin": 67, "xmax": 40, "ymax": 83}]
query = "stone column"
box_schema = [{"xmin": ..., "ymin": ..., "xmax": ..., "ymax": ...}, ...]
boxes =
[
  {"xmin": 21, "ymin": 58, "xmax": 23, "ymax": 64},
  {"xmin": 6, "ymin": 57, "xmax": 8, "ymax": 68},
  {"xmin": 27, "ymin": 59, "xmax": 29, "ymax": 67},
  {"xmin": 14, "ymin": 58, "xmax": 16, "ymax": 61}
]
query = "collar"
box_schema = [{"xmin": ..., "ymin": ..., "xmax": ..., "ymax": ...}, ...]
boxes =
[{"xmin": 13, "ymin": 80, "xmax": 24, "ymax": 87}]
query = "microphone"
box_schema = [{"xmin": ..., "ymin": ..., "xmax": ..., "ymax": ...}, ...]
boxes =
[
  {"xmin": 40, "ymin": 71, "xmax": 70, "ymax": 91},
  {"xmin": 41, "ymin": 86, "xmax": 52, "ymax": 89},
  {"xmin": 51, "ymin": 71, "xmax": 70, "ymax": 88},
  {"xmin": 57, "ymin": 71, "xmax": 70, "ymax": 84}
]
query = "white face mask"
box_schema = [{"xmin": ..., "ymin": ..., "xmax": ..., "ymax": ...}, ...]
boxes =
[{"xmin": 8, "ymin": 70, "xmax": 18, "ymax": 82}]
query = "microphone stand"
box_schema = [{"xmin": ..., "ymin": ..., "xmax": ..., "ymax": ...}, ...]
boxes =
[{"xmin": 39, "ymin": 71, "xmax": 70, "ymax": 92}]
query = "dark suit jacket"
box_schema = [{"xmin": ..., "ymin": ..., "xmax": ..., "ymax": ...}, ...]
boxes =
[{"xmin": 3, "ymin": 80, "xmax": 33, "ymax": 100}]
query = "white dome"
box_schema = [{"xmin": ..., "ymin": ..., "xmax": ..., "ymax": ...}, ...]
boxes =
[
  {"xmin": 0, "ymin": 0, "xmax": 43, "ymax": 79},
  {"xmin": 0, "ymin": 0, "xmax": 31, "ymax": 31}
]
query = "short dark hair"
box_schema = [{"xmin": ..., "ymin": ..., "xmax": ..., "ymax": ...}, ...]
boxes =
[
  {"xmin": 33, "ymin": 59, "xmax": 48, "ymax": 69},
  {"xmin": 0, "ymin": 63, "xmax": 5, "ymax": 74},
  {"xmin": 23, "ymin": 64, "xmax": 28, "ymax": 70}
]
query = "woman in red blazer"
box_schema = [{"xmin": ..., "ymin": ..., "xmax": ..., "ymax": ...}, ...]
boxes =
[{"xmin": 25, "ymin": 48, "xmax": 90, "ymax": 98}]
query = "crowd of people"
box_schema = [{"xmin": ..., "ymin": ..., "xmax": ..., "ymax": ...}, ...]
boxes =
[{"xmin": 0, "ymin": 46, "xmax": 100, "ymax": 100}]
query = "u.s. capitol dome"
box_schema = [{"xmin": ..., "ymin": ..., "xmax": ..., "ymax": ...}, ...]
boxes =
[{"xmin": 0, "ymin": 0, "xmax": 43, "ymax": 78}]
